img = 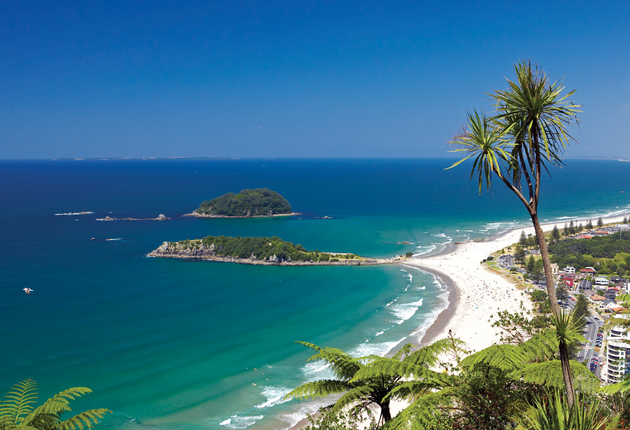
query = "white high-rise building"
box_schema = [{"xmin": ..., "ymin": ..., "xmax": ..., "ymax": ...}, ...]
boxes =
[{"xmin": 604, "ymin": 317, "xmax": 630, "ymax": 384}]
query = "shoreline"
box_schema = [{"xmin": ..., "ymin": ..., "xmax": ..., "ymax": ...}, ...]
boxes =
[{"xmin": 405, "ymin": 211, "xmax": 630, "ymax": 352}]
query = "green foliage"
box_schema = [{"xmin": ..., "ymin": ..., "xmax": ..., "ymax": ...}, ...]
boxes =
[
  {"xmin": 598, "ymin": 217, "xmax": 604, "ymax": 228},
  {"xmin": 526, "ymin": 256, "xmax": 535, "ymax": 273},
  {"xmin": 405, "ymin": 252, "xmax": 413, "ymax": 258},
  {"xmin": 515, "ymin": 244, "xmax": 527, "ymax": 264},
  {"xmin": 0, "ymin": 380, "xmax": 110, "ymax": 430},
  {"xmin": 302, "ymin": 409, "xmax": 379, "ymax": 430},
  {"xmin": 195, "ymin": 188, "xmax": 292, "ymax": 216},
  {"xmin": 552, "ymin": 225, "xmax": 561, "ymax": 244},
  {"xmin": 174, "ymin": 235, "xmax": 358, "ymax": 263},
  {"xmin": 572, "ymin": 293, "xmax": 589, "ymax": 326},
  {"xmin": 517, "ymin": 391, "xmax": 619, "ymax": 430},
  {"xmin": 548, "ymin": 233, "xmax": 630, "ymax": 267},
  {"xmin": 531, "ymin": 290, "xmax": 547, "ymax": 302}
]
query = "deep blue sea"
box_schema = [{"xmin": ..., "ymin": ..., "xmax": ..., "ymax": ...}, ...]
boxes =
[{"xmin": 1, "ymin": 158, "xmax": 629, "ymax": 429}]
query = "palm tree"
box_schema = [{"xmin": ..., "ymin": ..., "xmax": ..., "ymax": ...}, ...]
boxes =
[
  {"xmin": 285, "ymin": 340, "xmax": 460, "ymax": 425},
  {"xmin": 0, "ymin": 379, "xmax": 110, "ymax": 430},
  {"xmin": 448, "ymin": 60, "xmax": 581, "ymax": 406}
]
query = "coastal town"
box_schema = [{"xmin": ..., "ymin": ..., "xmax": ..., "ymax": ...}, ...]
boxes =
[{"xmin": 494, "ymin": 218, "xmax": 630, "ymax": 385}]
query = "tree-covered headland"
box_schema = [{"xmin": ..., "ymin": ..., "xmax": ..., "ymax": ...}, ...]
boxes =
[
  {"xmin": 194, "ymin": 188, "xmax": 293, "ymax": 217},
  {"xmin": 172, "ymin": 235, "xmax": 361, "ymax": 263}
]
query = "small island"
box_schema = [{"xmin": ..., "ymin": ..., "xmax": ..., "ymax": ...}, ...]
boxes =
[
  {"xmin": 96, "ymin": 214, "xmax": 169, "ymax": 221},
  {"xmin": 184, "ymin": 188, "xmax": 299, "ymax": 218},
  {"xmin": 148, "ymin": 235, "xmax": 395, "ymax": 266}
]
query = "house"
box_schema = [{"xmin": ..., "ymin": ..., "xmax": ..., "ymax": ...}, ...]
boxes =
[
  {"xmin": 590, "ymin": 294, "xmax": 605, "ymax": 303},
  {"xmin": 581, "ymin": 267, "xmax": 597, "ymax": 275},
  {"xmin": 594, "ymin": 276, "xmax": 610, "ymax": 288},
  {"xmin": 550, "ymin": 263, "xmax": 559, "ymax": 276},
  {"xmin": 580, "ymin": 234, "xmax": 594, "ymax": 239},
  {"xmin": 605, "ymin": 289, "xmax": 618, "ymax": 300},
  {"xmin": 564, "ymin": 266, "xmax": 576, "ymax": 274},
  {"xmin": 576, "ymin": 279, "xmax": 592, "ymax": 292}
]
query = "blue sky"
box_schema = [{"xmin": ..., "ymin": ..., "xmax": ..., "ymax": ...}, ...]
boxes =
[{"xmin": 1, "ymin": 0, "xmax": 628, "ymax": 159}]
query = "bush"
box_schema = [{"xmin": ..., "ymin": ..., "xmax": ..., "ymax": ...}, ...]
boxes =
[
  {"xmin": 487, "ymin": 256, "xmax": 494, "ymax": 261},
  {"xmin": 406, "ymin": 252, "xmax": 413, "ymax": 258}
]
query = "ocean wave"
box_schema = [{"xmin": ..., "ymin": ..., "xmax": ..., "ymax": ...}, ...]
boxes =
[
  {"xmin": 413, "ymin": 244, "xmax": 436, "ymax": 256},
  {"xmin": 349, "ymin": 339, "xmax": 402, "ymax": 357},
  {"xmin": 385, "ymin": 297, "xmax": 398, "ymax": 307},
  {"xmin": 220, "ymin": 415, "xmax": 264, "ymax": 429},
  {"xmin": 302, "ymin": 361, "xmax": 334, "ymax": 381},
  {"xmin": 278, "ymin": 400, "xmax": 335, "ymax": 429},
  {"xmin": 255, "ymin": 386, "xmax": 291, "ymax": 409},
  {"xmin": 432, "ymin": 233, "xmax": 447, "ymax": 238},
  {"xmin": 390, "ymin": 299, "xmax": 424, "ymax": 324}
]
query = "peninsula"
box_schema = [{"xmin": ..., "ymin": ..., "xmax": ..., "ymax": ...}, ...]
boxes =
[
  {"xmin": 184, "ymin": 188, "xmax": 299, "ymax": 218},
  {"xmin": 148, "ymin": 235, "xmax": 395, "ymax": 266}
]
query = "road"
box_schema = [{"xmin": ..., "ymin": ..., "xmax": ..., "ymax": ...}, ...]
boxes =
[{"xmin": 564, "ymin": 294, "xmax": 603, "ymax": 378}]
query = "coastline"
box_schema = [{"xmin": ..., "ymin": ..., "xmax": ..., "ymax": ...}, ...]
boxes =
[{"xmin": 405, "ymin": 212, "xmax": 630, "ymax": 352}]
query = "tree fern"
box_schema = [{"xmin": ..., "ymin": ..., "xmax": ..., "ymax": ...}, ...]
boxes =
[{"xmin": 0, "ymin": 381, "xmax": 110, "ymax": 430}]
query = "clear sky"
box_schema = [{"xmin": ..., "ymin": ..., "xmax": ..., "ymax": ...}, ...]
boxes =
[{"xmin": 1, "ymin": 0, "xmax": 628, "ymax": 159}]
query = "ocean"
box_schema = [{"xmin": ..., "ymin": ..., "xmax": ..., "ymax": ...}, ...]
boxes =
[{"xmin": 1, "ymin": 158, "xmax": 629, "ymax": 429}]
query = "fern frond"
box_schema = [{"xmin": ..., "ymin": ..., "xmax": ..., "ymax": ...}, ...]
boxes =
[
  {"xmin": 57, "ymin": 409, "xmax": 112, "ymax": 430},
  {"xmin": 600, "ymin": 378, "xmax": 630, "ymax": 396},
  {"xmin": 295, "ymin": 342, "xmax": 362, "ymax": 380},
  {"xmin": 404, "ymin": 338, "xmax": 467, "ymax": 368},
  {"xmin": 392, "ymin": 343, "xmax": 415, "ymax": 361},
  {"xmin": 388, "ymin": 392, "xmax": 454, "ymax": 430},
  {"xmin": 460, "ymin": 344, "xmax": 527, "ymax": 371},
  {"xmin": 330, "ymin": 386, "xmax": 373, "ymax": 414},
  {"xmin": 520, "ymin": 330, "xmax": 559, "ymax": 361},
  {"xmin": 385, "ymin": 381, "xmax": 433, "ymax": 402},
  {"xmin": 351, "ymin": 358, "xmax": 449, "ymax": 388},
  {"xmin": 20, "ymin": 387, "xmax": 93, "ymax": 428},
  {"xmin": 517, "ymin": 360, "xmax": 599, "ymax": 393},
  {"xmin": 284, "ymin": 380, "xmax": 352, "ymax": 401},
  {"xmin": 0, "ymin": 379, "xmax": 39, "ymax": 425}
]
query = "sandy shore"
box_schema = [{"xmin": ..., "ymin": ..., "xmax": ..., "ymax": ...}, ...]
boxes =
[{"xmin": 405, "ymin": 212, "xmax": 630, "ymax": 353}]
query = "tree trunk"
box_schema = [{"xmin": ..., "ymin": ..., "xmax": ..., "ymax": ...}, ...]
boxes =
[
  {"xmin": 381, "ymin": 402, "xmax": 392, "ymax": 423},
  {"xmin": 531, "ymin": 212, "xmax": 575, "ymax": 407}
]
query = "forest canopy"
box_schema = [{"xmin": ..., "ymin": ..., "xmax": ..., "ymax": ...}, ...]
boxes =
[
  {"xmin": 177, "ymin": 235, "xmax": 359, "ymax": 263},
  {"xmin": 194, "ymin": 188, "xmax": 292, "ymax": 217}
]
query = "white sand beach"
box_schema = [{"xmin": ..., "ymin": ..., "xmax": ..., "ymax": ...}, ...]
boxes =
[{"xmin": 406, "ymin": 213, "xmax": 630, "ymax": 354}]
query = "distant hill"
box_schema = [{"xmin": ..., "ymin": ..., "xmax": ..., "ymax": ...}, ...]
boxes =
[{"xmin": 192, "ymin": 188, "xmax": 293, "ymax": 217}]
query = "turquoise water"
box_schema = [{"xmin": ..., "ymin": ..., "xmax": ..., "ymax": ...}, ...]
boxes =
[{"xmin": 1, "ymin": 158, "xmax": 629, "ymax": 429}]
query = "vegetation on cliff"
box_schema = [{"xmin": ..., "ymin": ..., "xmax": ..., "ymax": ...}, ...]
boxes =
[
  {"xmin": 172, "ymin": 235, "xmax": 360, "ymax": 263},
  {"xmin": 194, "ymin": 188, "xmax": 292, "ymax": 217},
  {"xmin": 287, "ymin": 310, "xmax": 627, "ymax": 430}
]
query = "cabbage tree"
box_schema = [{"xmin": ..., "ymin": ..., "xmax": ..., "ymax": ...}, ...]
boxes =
[{"xmin": 448, "ymin": 60, "xmax": 581, "ymax": 405}]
